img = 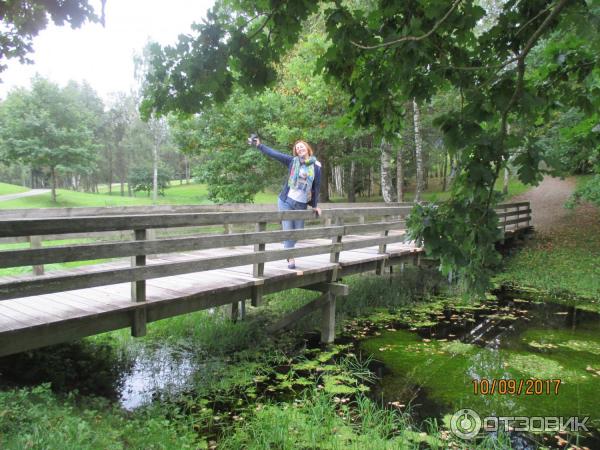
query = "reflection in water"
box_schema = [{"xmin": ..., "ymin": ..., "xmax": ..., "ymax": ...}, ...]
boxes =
[{"xmin": 120, "ymin": 346, "xmax": 196, "ymax": 410}]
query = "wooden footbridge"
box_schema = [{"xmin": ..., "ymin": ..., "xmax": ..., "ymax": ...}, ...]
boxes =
[{"xmin": 0, "ymin": 202, "xmax": 531, "ymax": 357}]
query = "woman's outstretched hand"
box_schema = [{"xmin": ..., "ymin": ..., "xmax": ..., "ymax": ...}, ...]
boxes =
[
  {"xmin": 314, "ymin": 207, "xmax": 322, "ymax": 217},
  {"xmin": 247, "ymin": 134, "xmax": 261, "ymax": 146}
]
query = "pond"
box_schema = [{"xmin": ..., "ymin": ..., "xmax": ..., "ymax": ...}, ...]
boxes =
[{"xmin": 358, "ymin": 288, "xmax": 600, "ymax": 448}]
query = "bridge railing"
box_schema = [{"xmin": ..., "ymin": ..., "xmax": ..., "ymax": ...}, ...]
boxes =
[
  {"xmin": 0, "ymin": 206, "xmax": 413, "ymax": 303},
  {"xmin": 496, "ymin": 202, "xmax": 532, "ymax": 232},
  {"xmin": 0, "ymin": 201, "xmax": 531, "ymax": 304}
]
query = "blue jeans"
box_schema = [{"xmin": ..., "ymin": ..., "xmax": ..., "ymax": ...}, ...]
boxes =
[{"xmin": 278, "ymin": 197, "xmax": 307, "ymax": 249}]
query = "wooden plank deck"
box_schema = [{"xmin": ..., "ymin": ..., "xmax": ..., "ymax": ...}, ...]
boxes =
[{"xmin": 0, "ymin": 234, "xmax": 421, "ymax": 352}]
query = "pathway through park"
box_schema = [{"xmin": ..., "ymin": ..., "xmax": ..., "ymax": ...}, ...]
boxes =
[
  {"xmin": 0, "ymin": 189, "xmax": 50, "ymax": 202},
  {"xmin": 509, "ymin": 176, "xmax": 586, "ymax": 234}
]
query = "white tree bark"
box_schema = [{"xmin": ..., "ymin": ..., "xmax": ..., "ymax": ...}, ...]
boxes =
[
  {"xmin": 333, "ymin": 165, "xmax": 344, "ymax": 196},
  {"xmin": 380, "ymin": 137, "xmax": 394, "ymax": 203},
  {"xmin": 149, "ymin": 116, "xmax": 168, "ymax": 203},
  {"xmin": 396, "ymin": 142, "xmax": 404, "ymax": 202},
  {"xmin": 348, "ymin": 160, "xmax": 356, "ymax": 202},
  {"xmin": 413, "ymin": 98, "xmax": 424, "ymax": 203}
]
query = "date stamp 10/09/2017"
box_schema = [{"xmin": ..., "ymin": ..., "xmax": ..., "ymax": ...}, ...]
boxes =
[{"xmin": 472, "ymin": 378, "xmax": 562, "ymax": 396}]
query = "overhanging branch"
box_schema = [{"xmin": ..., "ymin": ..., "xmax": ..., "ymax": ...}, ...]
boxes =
[{"xmin": 350, "ymin": 0, "xmax": 462, "ymax": 50}]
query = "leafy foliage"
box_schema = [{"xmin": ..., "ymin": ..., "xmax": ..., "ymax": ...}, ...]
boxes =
[
  {"xmin": 127, "ymin": 166, "xmax": 172, "ymax": 197},
  {"xmin": 0, "ymin": 77, "xmax": 101, "ymax": 201},
  {"xmin": 141, "ymin": 0, "xmax": 599, "ymax": 291},
  {"xmin": 0, "ymin": 0, "xmax": 102, "ymax": 74}
]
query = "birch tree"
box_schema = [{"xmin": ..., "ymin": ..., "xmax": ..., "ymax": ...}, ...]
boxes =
[
  {"xmin": 380, "ymin": 138, "xmax": 395, "ymax": 203},
  {"xmin": 413, "ymin": 99, "xmax": 425, "ymax": 203},
  {"xmin": 396, "ymin": 143, "xmax": 405, "ymax": 202}
]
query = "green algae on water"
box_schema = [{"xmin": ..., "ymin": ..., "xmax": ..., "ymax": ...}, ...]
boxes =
[{"xmin": 361, "ymin": 327, "xmax": 600, "ymax": 427}]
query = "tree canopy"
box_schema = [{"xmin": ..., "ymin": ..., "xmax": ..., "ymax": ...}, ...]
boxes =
[
  {"xmin": 0, "ymin": 77, "xmax": 101, "ymax": 201},
  {"xmin": 0, "ymin": 0, "xmax": 104, "ymax": 74}
]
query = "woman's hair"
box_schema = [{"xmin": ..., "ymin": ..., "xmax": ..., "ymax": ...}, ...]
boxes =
[{"xmin": 293, "ymin": 140, "xmax": 314, "ymax": 157}]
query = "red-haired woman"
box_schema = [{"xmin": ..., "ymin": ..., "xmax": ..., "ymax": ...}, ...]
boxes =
[{"xmin": 252, "ymin": 137, "xmax": 322, "ymax": 269}]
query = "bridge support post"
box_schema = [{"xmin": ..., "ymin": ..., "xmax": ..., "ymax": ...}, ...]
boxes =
[
  {"xmin": 330, "ymin": 216, "xmax": 343, "ymax": 281},
  {"xmin": 376, "ymin": 215, "xmax": 391, "ymax": 275},
  {"xmin": 131, "ymin": 229, "xmax": 147, "ymax": 337},
  {"xmin": 321, "ymin": 291, "xmax": 336, "ymax": 344},
  {"xmin": 413, "ymin": 251, "xmax": 421, "ymax": 268},
  {"xmin": 251, "ymin": 221, "xmax": 267, "ymax": 307}
]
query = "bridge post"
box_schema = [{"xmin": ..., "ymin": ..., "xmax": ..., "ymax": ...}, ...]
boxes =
[
  {"xmin": 131, "ymin": 229, "xmax": 147, "ymax": 337},
  {"xmin": 376, "ymin": 215, "xmax": 391, "ymax": 275},
  {"xmin": 251, "ymin": 221, "xmax": 267, "ymax": 307},
  {"xmin": 321, "ymin": 290, "xmax": 336, "ymax": 344},
  {"xmin": 330, "ymin": 216, "xmax": 343, "ymax": 281},
  {"xmin": 29, "ymin": 235, "xmax": 44, "ymax": 276}
]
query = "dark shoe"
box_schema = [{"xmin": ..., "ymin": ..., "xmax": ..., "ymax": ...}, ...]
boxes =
[{"xmin": 287, "ymin": 258, "xmax": 296, "ymax": 269}]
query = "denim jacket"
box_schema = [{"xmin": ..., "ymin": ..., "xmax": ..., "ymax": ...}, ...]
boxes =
[{"xmin": 257, "ymin": 143, "xmax": 321, "ymax": 208}]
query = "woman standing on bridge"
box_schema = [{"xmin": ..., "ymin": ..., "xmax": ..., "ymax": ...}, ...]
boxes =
[{"xmin": 250, "ymin": 136, "xmax": 322, "ymax": 269}]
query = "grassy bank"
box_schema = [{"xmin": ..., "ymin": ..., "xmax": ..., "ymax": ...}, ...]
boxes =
[
  {"xmin": 0, "ymin": 183, "xmax": 281, "ymax": 209},
  {"xmin": 0, "ymin": 182, "xmax": 29, "ymax": 196}
]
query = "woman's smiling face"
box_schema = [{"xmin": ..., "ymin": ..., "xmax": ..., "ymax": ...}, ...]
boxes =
[{"xmin": 294, "ymin": 142, "xmax": 308, "ymax": 157}]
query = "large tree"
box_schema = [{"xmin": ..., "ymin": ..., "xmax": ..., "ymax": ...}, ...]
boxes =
[
  {"xmin": 141, "ymin": 0, "xmax": 599, "ymax": 291},
  {"xmin": 0, "ymin": 77, "xmax": 99, "ymax": 201}
]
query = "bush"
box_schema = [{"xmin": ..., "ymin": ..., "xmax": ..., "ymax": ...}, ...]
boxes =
[
  {"xmin": 566, "ymin": 174, "xmax": 600, "ymax": 208},
  {"xmin": 128, "ymin": 166, "xmax": 173, "ymax": 196}
]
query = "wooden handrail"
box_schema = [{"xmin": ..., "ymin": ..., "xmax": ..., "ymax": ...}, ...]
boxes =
[
  {"xmin": 0, "ymin": 206, "xmax": 414, "ymax": 237},
  {"xmin": 0, "ymin": 232, "xmax": 410, "ymax": 301},
  {"xmin": 0, "ymin": 202, "xmax": 530, "ymax": 303},
  {"xmin": 0, "ymin": 202, "xmax": 415, "ymax": 219}
]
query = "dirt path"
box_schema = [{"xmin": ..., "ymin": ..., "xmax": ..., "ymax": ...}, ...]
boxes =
[
  {"xmin": 0, "ymin": 189, "xmax": 50, "ymax": 202},
  {"xmin": 509, "ymin": 176, "xmax": 581, "ymax": 234}
]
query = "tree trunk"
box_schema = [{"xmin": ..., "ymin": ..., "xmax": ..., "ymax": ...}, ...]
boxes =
[
  {"xmin": 413, "ymin": 98, "xmax": 425, "ymax": 203},
  {"xmin": 448, "ymin": 156, "xmax": 458, "ymax": 187},
  {"xmin": 185, "ymin": 155, "xmax": 190, "ymax": 184},
  {"xmin": 503, "ymin": 166, "xmax": 510, "ymax": 195},
  {"xmin": 442, "ymin": 150, "xmax": 448, "ymax": 192},
  {"xmin": 396, "ymin": 143, "xmax": 404, "ymax": 202},
  {"xmin": 380, "ymin": 138, "xmax": 394, "ymax": 203},
  {"xmin": 50, "ymin": 166, "xmax": 57, "ymax": 202},
  {"xmin": 153, "ymin": 142, "xmax": 159, "ymax": 202},
  {"xmin": 348, "ymin": 160, "xmax": 356, "ymax": 202},
  {"xmin": 107, "ymin": 148, "xmax": 113, "ymax": 195},
  {"xmin": 319, "ymin": 145, "xmax": 330, "ymax": 202}
]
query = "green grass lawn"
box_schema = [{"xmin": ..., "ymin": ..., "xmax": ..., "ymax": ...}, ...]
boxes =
[
  {"xmin": 0, "ymin": 183, "xmax": 280, "ymax": 209},
  {"xmin": 0, "ymin": 176, "xmax": 531, "ymax": 209},
  {"xmin": 0, "ymin": 182, "xmax": 29, "ymax": 196}
]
